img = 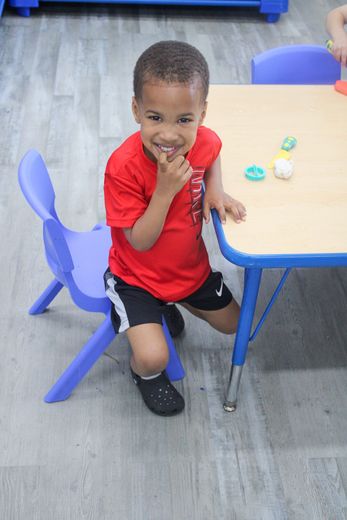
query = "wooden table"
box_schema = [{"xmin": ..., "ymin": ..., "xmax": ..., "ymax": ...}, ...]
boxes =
[{"xmin": 206, "ymin": 85, "xmax": 347, "ymax": 411}]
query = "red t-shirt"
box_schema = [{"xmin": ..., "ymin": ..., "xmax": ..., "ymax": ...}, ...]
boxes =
[{"xmin": 104, "ymin": 125, "xmax": 222, "ymax": 301}]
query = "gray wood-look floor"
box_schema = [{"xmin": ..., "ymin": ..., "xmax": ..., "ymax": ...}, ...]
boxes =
[{"xmin": 1, "ymin": 2, "xmax": 347, "ymax": 518}]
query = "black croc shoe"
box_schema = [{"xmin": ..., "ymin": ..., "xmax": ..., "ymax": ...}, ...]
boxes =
[
  {"xmin": 130, "ymin": 368, "xmax": 185, "ymax": 416},
  {"xmin": 162, "ymin": 304, "xmax": 185, "ymax": 338}
]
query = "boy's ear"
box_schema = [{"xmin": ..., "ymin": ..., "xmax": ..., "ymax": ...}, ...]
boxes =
[
  {"xmin": 132, "ymin": 97, "xmax": 141, "ymax": 124},
  {"xmin": 199, "ymin": 101, "xmax": 208, "ymax": 126}
]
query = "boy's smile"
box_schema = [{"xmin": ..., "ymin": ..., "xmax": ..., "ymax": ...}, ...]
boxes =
[{"xmin": 132, "ymin": 80, "xmax": 207, "ymax": 163}]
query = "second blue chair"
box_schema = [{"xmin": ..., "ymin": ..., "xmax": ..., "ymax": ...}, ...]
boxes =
[
  {"xmin": 18, "ymin": 150, "xmax": 185, "ymax": 403},
  {"xmin": 251, "ymin": 44, "xmax": 341, "ymax": 84}
]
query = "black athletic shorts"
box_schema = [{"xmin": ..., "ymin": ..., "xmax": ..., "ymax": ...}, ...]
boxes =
[{"xmin": 104, "ymin": 268, "xmax": 233, "ymax": 334}]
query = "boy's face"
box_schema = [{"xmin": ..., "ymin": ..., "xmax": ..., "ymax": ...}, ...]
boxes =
[{"xmin": 132, "ymin": 79, "xmax": 207, "ymax": 163}]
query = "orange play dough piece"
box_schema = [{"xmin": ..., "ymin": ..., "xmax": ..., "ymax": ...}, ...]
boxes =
[{"xmin": 334, "ymin": 80, "xmax": 347, "ymax": 95}]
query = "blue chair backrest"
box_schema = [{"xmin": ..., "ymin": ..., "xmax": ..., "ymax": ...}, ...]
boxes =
[
  {"xmin": 43, "ymin": 219, "xmax": 74, "ymax": 278},
  {"xmin": 18, "ymin": 149, "xmax": 59, "ymax": 222},
  {"xmin": 251, "ymin": 45, "xmax": 341, "ymax": 84},
  {"xmin": 18, "ymin": 150, "xmax": 73, "ymax": 282}
]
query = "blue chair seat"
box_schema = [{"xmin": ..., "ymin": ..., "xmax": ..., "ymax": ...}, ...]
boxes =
[{"xmin": 63, "ymin": 226, "xmax": 111, "ymax": 301}]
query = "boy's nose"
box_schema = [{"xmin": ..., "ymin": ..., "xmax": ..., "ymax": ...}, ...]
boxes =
[{"xmin": 159, "ymin": 125, "xmax": 178, "ymax": 143}]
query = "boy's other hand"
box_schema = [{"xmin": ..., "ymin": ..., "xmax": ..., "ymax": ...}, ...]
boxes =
[
  {"xmin": 203, "ymin": 189, "xmax": 247, "ymax": 225},
  {"xmin": 224, "ymin": 193, "xmax": 247, "ymax": 224},
  {"xmin": 156, "ymin": 152, "xmax": 192, "ymax": 198},
  {"xmin": 332, "ymin": 35, "xmax": 347, "ymax": 66}
]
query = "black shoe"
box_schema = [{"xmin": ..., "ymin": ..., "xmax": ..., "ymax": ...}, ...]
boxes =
[
  {"xmin": 162, "ymin": 304, "xmax": 185, "ymax": 338},
  {"xmin": 130, "ymin": 368, "xmax": 185, "ymax": 416}
]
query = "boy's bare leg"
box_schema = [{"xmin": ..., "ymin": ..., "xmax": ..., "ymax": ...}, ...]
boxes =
[
  {"xmin": 180, "ymin": 299, "xmax": 240, "ymax": 335},
  {"xmin": 126, "ymin": 323, "xmax": 169, "ymax": 376}
]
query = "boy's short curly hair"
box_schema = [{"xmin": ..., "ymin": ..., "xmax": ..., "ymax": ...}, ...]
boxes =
[{"xmin": 133, "ymin": 40, "xmax": 209, "ymax": 102}]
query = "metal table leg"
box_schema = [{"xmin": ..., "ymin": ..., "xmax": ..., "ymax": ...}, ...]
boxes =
[{"xmin": 224, "ymin": 267, "xmax": 262, "ymax": 412}]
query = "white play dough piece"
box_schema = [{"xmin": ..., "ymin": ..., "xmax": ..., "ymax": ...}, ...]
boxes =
[{"xmin": 274, "ymin": 158, "xmax": 294, "ymax": 179}]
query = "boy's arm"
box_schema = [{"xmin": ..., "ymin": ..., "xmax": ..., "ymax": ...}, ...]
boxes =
[
  {"xmin": 123, "ymin": 190, "xmax": 173, "ymax": 251},
  {"xmin": 124, "ymin": 152, "xmax": 192, "ymax": 251},
  {"xmin": 203, "ymin": 155, "xmax": 246, "ymax": 225},
  {"xmin": 326, "ymin": 4, "xmax": 347, "ymax": 66}
]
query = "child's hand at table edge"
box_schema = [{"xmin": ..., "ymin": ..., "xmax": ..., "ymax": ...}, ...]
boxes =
[
  {"xmin": 203, "ymin": 190, "xmax": 247, "ymax": 225},
  {"xmin": 331, "ymin": 34, "xmax": 347, "ymax": 67}
]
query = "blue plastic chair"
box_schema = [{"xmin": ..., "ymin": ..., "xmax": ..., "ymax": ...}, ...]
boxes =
[
  {"xmin": 251, "ymin": 45, "xmax": 341, "ymax": 84},
  {"xmin": 18, "ymin": 150, "xmax": 185, "ymax": 403}
]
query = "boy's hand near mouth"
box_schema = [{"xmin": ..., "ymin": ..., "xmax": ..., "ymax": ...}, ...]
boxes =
[{"xmin": 156, "ymin": 152, "xmax": 193, "ymax": 199}]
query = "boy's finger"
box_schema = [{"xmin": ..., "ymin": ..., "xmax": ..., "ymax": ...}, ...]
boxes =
[
  {"xmin": 182, "ymin": 166, "xmax": 193, "ymax": 184},
  {"xmin": 235, "ymin": 211, "xmax": 245, "ymax": 223},
  {"xmin": 217, "ymin": 205, "xmax": 226, "ymax": 224},
  {"xmin": 239, "ymin": 206, "xmax": 247, "ymax": 218},
  {"xmin": 178, "ymin": 160, "xmax": 191, "ymax": 179},
  {"xmin": 227, "ymin": 203, "xmax": 247, "ymax": 220},
  {"xmin": 334, "ymin": 49, "xmax": 342, "ymax": 63},
  {"xmin": 172, "ymin": 155, "xmax": 186, "ymax": 168},
  {"xmin": 184, "ymin": 162, "xmax": 192, "ymax": 176},
  {"xmin": 158, "ymin": 151, "xmax": 168, "ymax": 166},
  {"xmin": 203, "ymin": 200, "xmax": 211, "ymax": 224}
]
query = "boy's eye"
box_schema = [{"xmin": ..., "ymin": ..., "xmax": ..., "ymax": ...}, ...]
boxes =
[
  {"xmin": 148, "ymin": 115, "xmax": 161, "ymax": 121},
  {"xmin": 178, "ymin": 117, "xmax": 192, "ymax": 124}
]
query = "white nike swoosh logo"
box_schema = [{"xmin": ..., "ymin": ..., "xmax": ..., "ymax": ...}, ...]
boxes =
[{"xmin": 216, "ymin": 279, "xmax": 223, "ymax": 297}]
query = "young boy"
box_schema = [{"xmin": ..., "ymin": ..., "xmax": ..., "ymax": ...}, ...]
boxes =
[
  {"xmin": 326, "ymin": 4, "xmax": 347, "ymax": 67},
  {"xmin": 104, "ymin": 41, "xmax": 246, "ymax": 417}
]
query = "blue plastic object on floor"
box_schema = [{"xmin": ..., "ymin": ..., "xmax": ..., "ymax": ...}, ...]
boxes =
[
  {"xmin": 18, "ymin": 150, "xmax": 185, "ymax": 403},
  {"xmin": 251, "ymin": 45, "xmax": 341, "ymax": 85}
]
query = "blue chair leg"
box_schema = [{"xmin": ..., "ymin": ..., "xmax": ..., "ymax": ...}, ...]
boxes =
[
  {"xmin": 224, "ymin": 267, "xmax": 263, "ymax": 412},
  {"xmin": 17, "ymin": 7, "xmax": 31, "ymax": 16},
  {"xmin": 266, "ymin": 13, "xmax": 280, "ymax": 23},
  {"xmin": 162, "ymin": 317, "xmax": 185, "ymax": 382},
  {"xmin": 29, "ymin": 279, "xmax": 64, "ymax": 315},
  {"xmin": 44, "ymin": 312, "xmax": 116, "ymax": 403}
]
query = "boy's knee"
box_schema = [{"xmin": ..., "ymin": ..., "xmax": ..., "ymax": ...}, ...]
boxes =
[
  {"xmin": 216, "ymin": 321, "xmax": 237, "ymax": 334},
  {"xmin": 133, "ymin": 346, "xmax": 169, "ymax": 376},
  {"xmin": 127, "ymin": 323, "xmax": 169, "ymax": 375},
  {"xmin": 218, "ymin": 322, "xmax": 238, "ymax": 335}
]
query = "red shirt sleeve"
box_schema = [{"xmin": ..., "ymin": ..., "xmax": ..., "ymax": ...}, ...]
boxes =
[
  {"xmin": 104, "ymin": 157, "xmax": 148, "ymax": 228},
  {"xmin": 188, "ymin": 126, "xmax": 222, "ymax": 169}
]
